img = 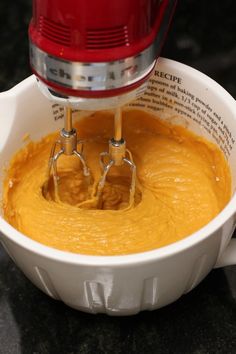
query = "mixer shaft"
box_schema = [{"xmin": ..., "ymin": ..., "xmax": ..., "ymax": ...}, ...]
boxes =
[
  {"xmin": 97, "ymin": 107, "xmax": 136, "ymax": 208},
  {"xmin": 45, "ymin": 107, "xmax": 90, "ymax": 200}
]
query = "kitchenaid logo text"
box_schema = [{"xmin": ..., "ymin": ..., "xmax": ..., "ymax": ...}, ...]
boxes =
[
  {"xmin": 47, "ymin": 64, "xmax": 138, "ymax": 85},
  {"xmin": 30, "ymin": 44, "xmax": 144, "ymax": 89}
]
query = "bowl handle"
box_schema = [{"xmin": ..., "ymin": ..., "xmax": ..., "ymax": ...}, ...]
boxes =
[{"xmin": 214, "ymin": 238, "xmax": 236, "ymax": 268}]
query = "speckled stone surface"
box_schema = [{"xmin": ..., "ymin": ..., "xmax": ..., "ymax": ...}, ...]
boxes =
[{"xmin": 0, "ymin": 1, "xmax": 236, "ymax": 353}]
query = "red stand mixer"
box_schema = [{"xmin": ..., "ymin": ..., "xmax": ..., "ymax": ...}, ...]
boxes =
[{"xmin": 28, "ymin": 0, "xmax": 176, "ymax": 207}]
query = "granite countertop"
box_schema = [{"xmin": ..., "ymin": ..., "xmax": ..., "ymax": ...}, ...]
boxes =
[{"xmin": 0, "ymin": 1, "xmax": 236, "ymax": 353}]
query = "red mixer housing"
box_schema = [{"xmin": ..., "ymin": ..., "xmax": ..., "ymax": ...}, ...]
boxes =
[{"xmin": 29, "ymin": 0, "xmax": 176, "ymax": 99}]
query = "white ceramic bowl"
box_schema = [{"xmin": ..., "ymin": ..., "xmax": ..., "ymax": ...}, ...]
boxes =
[{"xmin": 0, "ymin": 58, "xmax": 236, "ymax": 315}]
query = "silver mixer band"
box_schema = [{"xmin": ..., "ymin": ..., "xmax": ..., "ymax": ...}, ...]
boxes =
[{"xmin": 29, "ymin": 42, "xmax": 157, "ymax": 92}]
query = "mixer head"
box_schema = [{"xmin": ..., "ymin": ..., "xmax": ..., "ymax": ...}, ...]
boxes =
[{"xmin": 29, "ymin": 0, "xmax": 177, "ymax": 109}]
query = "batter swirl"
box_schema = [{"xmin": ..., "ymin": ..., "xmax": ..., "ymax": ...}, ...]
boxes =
[{"xmin": 3, "ymin": 110, "xmax": 231, "ymax": 255}]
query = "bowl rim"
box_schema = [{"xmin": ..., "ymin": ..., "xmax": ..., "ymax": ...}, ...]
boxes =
[{"xmin": 0, "ymin": 57, "xmax": 236, "ymax": 267}]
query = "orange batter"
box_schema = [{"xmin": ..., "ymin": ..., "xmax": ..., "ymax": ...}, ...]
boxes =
[{"xmin": 2, "ymin": 110, "xmax": 231, "ymax": 255}]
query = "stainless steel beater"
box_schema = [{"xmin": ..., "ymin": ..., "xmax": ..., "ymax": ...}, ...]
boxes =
[
  {"xmin": 96, "ymin": 107, "xmax": 136, "ymax": 207},
  {"xmin": 46, "ymin": 107, "xmax": 90, "ymax": 197}
]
